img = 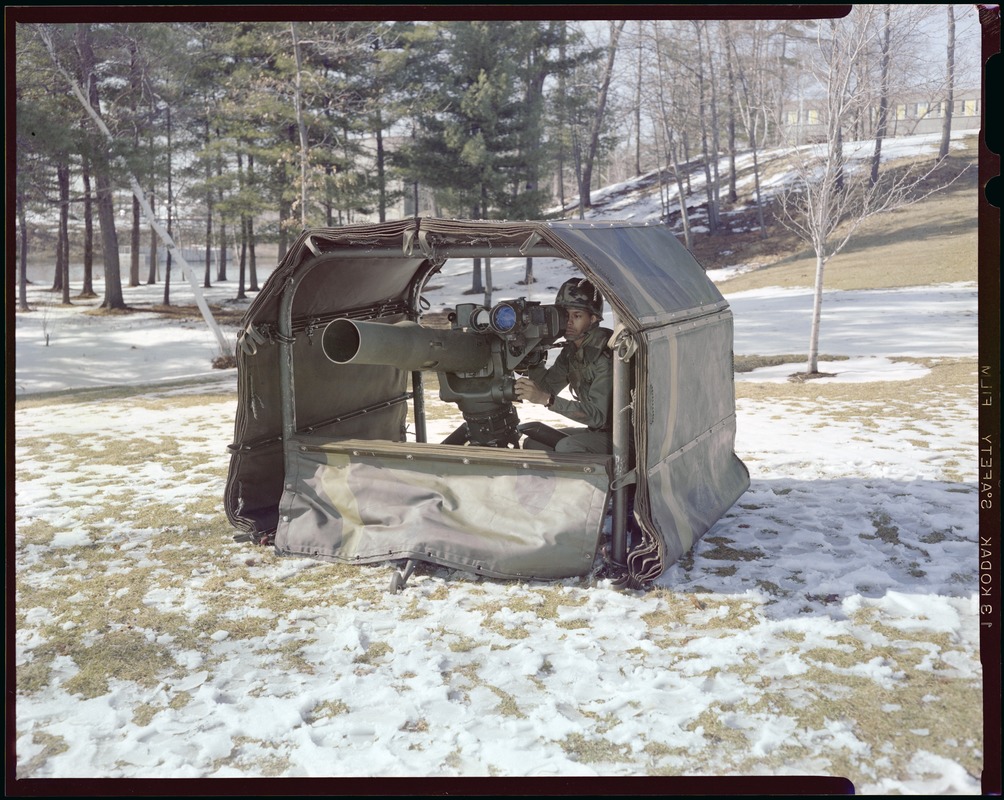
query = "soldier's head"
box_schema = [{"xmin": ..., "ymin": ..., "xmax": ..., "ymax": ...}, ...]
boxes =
[{"xmin": 556, "ymin": 278, "xmax": 603, "ymax": 344}]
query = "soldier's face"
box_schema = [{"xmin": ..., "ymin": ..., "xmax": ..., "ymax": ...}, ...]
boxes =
[{"xmin": 564, "ymin": 309, "xmax": 597, "ymax": 344}]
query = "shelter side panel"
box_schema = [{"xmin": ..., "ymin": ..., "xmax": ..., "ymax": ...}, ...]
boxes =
[
  {"xmin": 645, "ymin": 314, "xmax": 738, "ymax": 464},
  {"xmin": 646, "ymin": 420, "xmax": 751, "ymax": 567},
  {"xmin": 274, "ymin": 439, "xmax": 611, "ymax": 579}
]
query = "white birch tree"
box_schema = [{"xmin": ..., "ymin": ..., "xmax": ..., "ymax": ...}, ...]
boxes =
[{"xmin": 776, "ymin": 6, "xmax": 968, "ymax": 377}]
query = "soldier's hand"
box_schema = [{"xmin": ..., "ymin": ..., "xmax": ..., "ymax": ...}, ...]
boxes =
[{"xmin": 514, "ymin": 377, "xmax": 550, "ymax": 405}]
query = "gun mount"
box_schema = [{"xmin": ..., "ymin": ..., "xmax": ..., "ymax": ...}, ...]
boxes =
[{"xmin": 322, "ymin": 298, "xmax": 565, "ymax": 448}]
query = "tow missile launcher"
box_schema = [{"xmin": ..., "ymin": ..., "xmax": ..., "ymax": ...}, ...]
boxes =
[{"xmin": 323, "ymin": 298, "xmax": 565, "ymax": 448}]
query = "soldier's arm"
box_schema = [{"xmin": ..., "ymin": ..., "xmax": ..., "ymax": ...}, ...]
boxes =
[
  {"xmin": 550, "ymin": 354, "xmax": 612, "ymax": 429},
  {"xmin": 527, "ymin": 350, "xmax": 569, "ymax": 396}
]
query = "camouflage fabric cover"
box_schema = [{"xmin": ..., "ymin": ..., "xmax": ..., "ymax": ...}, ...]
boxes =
[{"xmin": 275, "ymin": 438, "xmax": 611, "ymax": 579}]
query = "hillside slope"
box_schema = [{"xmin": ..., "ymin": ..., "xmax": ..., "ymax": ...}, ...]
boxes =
[{"xmin": 568, "ymin": 132, "xmax": 979, "ymax": 295}]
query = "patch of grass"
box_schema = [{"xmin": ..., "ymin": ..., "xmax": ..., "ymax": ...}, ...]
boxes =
[
  {"xmin": 555, "ymin": 618, "xmax": 591, "ymax": 630},
  {"xmin": 258, "ymin": 639, "xmax": 318, "ymax": 675},
  {"xmin": 558, "ymin": 732, "xmax": 634, "ymax": 764},
  {"xmin": 215, "ymin": 737, "xmax": 290, "ymax": 777},
  {"xmin": 132, "ymin": 703, "xmax": 163, "ymax": 727},
  {"xmin": 639, "ymin": 593, "xmax": 686, "ymax": 629},
  {"xmin": 714, "ymin": 153, "xmax": 977, "ymax": 294},
  {"xmin": 15, "ymin": 519, "xmax": 61, "ymax": 547},
  {"xmin": 734, "ymin": 354, "xmax": 848, "ymax": 373},
  {"xmin": 699, "ymin": 536, "xmax": 764, "ymax": 562},
  {"xmin": 309, "ymin": 699, "xmax": 350, "ymax": 721},
  {"xmin": 446, "ymin": 633, "xmax": 482, "ymax": 653},
  {"xmin": 737, "ymin": 358, "xmax": 977, "ymax": 411},
  {"xmin": 17, "ymin": 654, "xmax": 55, "ymax": 695},
  {"xmin": 16, "ymin": 731, "xmax": 69, "ymax": 778},
  {"xmin": 63, "ymin": 630, "xmax": 176, "ymax": 699},
  {"xmin": 400, "ymin": 597, "xmax": 427, "ymax": 620},
  {"xmin": 353, "ymin": 641, "xmax": 392, "ymax": 665},
  {"xmin": 710, "ymin": 606, "xmax": 985, "ymax": 784},
  {"xmin": 866, "ymin": 511, "xmax": 902, "ymax": 545},
  {"xmin": 488, "ymin": 686, "xmax": 526, "ymax": 718},
  {"xmin": 491, "ymin": 623, "xmax": 530, "ymax": 640}
]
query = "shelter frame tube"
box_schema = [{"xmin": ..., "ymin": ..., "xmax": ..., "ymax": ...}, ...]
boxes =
[
  {"xmin": 409, "ymin": 259, "xmax": 443, "ymax": 445},
  {"xmin": 304, "ymin": 245, "xmax": 561, "ymax": 260},
  {"xmin": 610, "ymin": 322, "xmax": 632, "ymax": 565},
  {"xmin": 412, "ymin": 371, "xmax": 427, "ymax": 442},
  {"xmin": 278, "ymin": 258, "xmax": 329, "ymax": 475}
]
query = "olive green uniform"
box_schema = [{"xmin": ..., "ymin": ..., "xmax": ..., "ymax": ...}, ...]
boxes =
[{"xmin": 526, "ymin": 326, "xmax": 614, "ymax": 454}]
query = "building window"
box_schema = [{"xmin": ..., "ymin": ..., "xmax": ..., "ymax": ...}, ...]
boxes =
[
  {"xmin": 916, "ymin": 101, "xmax": 929, "ymax": 118},
  {"xmin": 786, "ymin": 110, "xmax": 799, "ymax": 125},
  {"xmin": 963, "ymin": 98, "xmax": 978, "ymax": 116},
  {"xmin": 806, "ymin": 109, "xmax": 819, "ymax": 125},
  {"xmin": 896, "ymin": 104, "xmax": 907, "ymax": 120}
]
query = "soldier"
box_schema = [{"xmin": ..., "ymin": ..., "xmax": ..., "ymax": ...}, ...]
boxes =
[{"xmin": 514, "ymin": 278, "xmax": 613, "ymax": 454}]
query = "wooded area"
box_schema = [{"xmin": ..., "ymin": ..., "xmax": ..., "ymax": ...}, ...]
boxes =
[{"xmin": 13, "ymin": 8, "xmax": 975, "ymax": 316}]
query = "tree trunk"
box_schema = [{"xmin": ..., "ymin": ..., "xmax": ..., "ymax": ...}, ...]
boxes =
[
  {"xmin": 74, "ymin": 23, "xmax": 125, "ymax": 309},
  {"xmin": 669, "ymin": 133, "xmax": 692, "ymax": 250},
  {"xmin": 579, "ymin": 20, "xmax": 626, "ymax": 209},
  {"xmin": 81, "ymin": 158, "xmax": 96, "ymax": 296},
  {"xmin": 704, "ymin": 22, "xmax": 722, "ymax": 230},
  {"xmin": 218, "ymin": 220, "xmax": 228, "ymax": 282},
  {"xmin": 291, "ymin": 21, "xmax": 310, "ymax": 228},
  {"xmin": 249, "ymin": 217, "xmax": 258, "ymax": 292},
  {"xmin": 53, "ymin": 161, "xmax": 68, "ymax": 296},
  {"xmin": 938, "ymin": 6, "xmax": 955, "ymax": 160},
  {"xmin": 725, "ymin": 30, "xmax": 738, "ymax": 204},
  {"xmin": 694, "ymin": 22, "xmax": 719, "ymax": 235},
  {"xmin": 163, "ymin": 104, "xmax": 174, "ymax": 306},
  {"xmin": 237, "ymin": 217, "xmax": 247, "ymax": 301},
  {"xmin": 128, "ymin": 39, "xmax": 142, "ymax": 288},
  {"xmin": 376, "ymin": 118, "xmax": 387, "ymax": 223},
  {"xmin": 751, "ymin": 142, "xmax": 767, "ymax": 239},
  {"xmin": 634, "ymin": 24, "xmax": 643, "ymax": 177},
  {"xmin": 835, "ymin": 125, "xmax": 845, "ymax": 194},
  {"xmin": 18, "ymin": 191, "xmax": 31, "ymax": 311},
  {"xmin": 870, "ymin": 5, "xmax": 891, "ymax": 186},
  {"xmin": 60, "ymin": 163, "xmax": 71, "ymax": 303},
  {"xmin": 248, "ymin": 153, "xmax": 259, "ymax": 291},
  {"xmin": 95, "ymin": 167, "xmax": 125, "ymax": 309},
  {"xmin": 216, "ymin": 139, "xmax": 228, "ymax": 281},
  {"xmin": 806, "ymin": 251, "xmax": 826, "ymax": 374},
  {"xmin": 470, "ymin": 201, "xmax": 483, "ymax": 293},
  {"xmin": 130, "ymin": 195, "xmax": 141, "ymax": 286},
  {"xmin": 147, "ymin": 191, "xmax": 158, "ymax": 284}
]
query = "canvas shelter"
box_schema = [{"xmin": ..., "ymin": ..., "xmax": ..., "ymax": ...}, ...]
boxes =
[{"xmin": 225, "ymin": 218, "xmax": 749, "ymax": 587}]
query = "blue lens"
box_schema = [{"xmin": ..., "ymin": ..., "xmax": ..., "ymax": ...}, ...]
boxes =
[{"xmin": 491, "ymin": 303, "xmax": 517, "ymax": 332}]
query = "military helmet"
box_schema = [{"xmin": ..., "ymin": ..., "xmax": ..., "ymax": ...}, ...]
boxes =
[{"xmin": 556, "ymin": 278, "xmax": 603, "ymax": 319}]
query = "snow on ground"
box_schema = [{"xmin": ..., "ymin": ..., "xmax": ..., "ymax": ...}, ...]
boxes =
[{"xmin": 11, "ymin": 131, "xmax": 987, "ymax": 792}]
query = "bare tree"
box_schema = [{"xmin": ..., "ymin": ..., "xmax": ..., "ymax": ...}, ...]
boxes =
[
  {"xmin": 723, "ymin": 20, "xmax": 772, "ymax": 238},
  {"xmin": 691, "ymin": 20, "xmax": 721, "ymax": 235},
  {"xmin": 290, "ymin": 21, "xmax": 310, "ymax": 229},
  {"xmin": 776, "ymin": 6, "xmax": 968, "ymax": 376},
  {"xmin": 869, "ymin": 5, "xmax": 892, "ymax": 186},
  {"xmin": 37, "ymin": 23, "xmax": 230, "ymax": 352},
  {"xmin": 938, "ymin": 5, "xmax": 956, "ymax": 160},
  {"xmin": 577, "ymin": 20, "xmax": 626, "ymax": 213},
  {"xmin": 71, "ymin": 24, "xmax": 126, "ymax": 310},
  {"xmin": 647, "ymin": 20, "xmax": 693, "ymax": 248}
]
